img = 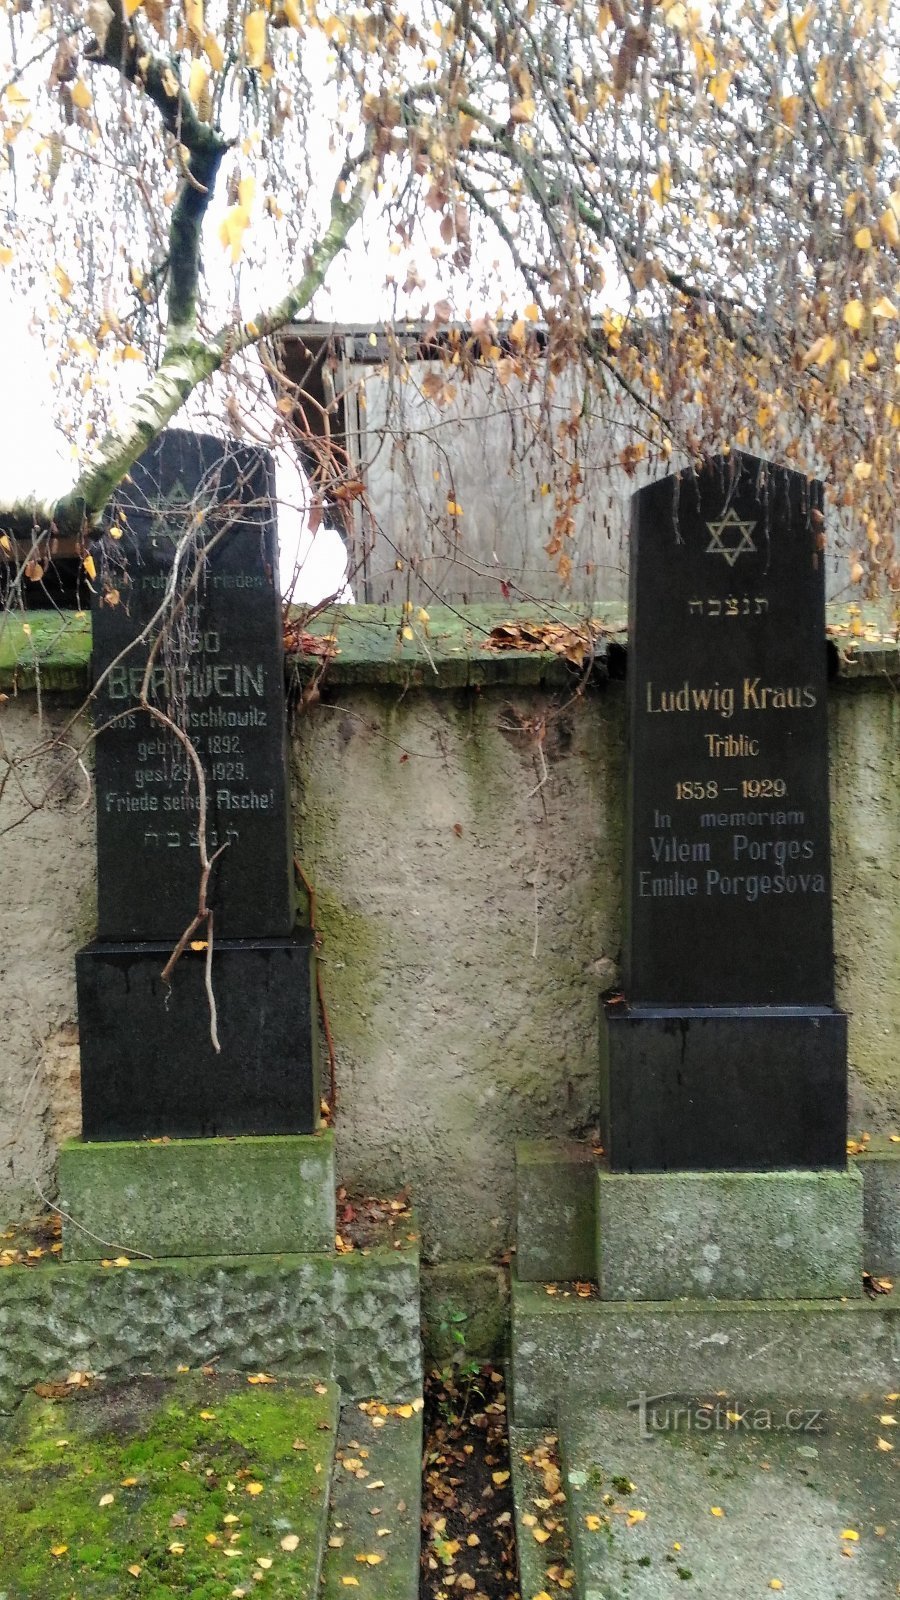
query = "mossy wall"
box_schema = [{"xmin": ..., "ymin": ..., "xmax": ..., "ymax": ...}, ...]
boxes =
[{"xmin": 0, "ymin": 658, "xmax": 896, "ymax": 1261}]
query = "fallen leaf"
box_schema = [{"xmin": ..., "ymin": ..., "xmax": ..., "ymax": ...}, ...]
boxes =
[
  {"xmin": 280, "ymin": 1533, "xmax": 300, "ymax": 1551},
  {"xmin": 840, "ymin": 1530, "xmax": 859, "ymax": 1541},
  {"xmin": 533, "ymin": 1527, "xmax": 551, "ymax": 1543},
  {"xmin": 99, "ymin": 1493, "xmax": 115, "ymax": 1507},
  {"xmin": 626, "ymin": 1509, "xmax": 647, "ymax": 1527},
  {"xmin": 168, "ymin": 1543, "xmax": 185, "ymax": 1555},
  {"xmin": 50, "ymin": 1546, "xmax": 68, "ymax": 1557},
  {"xmin": 127, "ymin": 1564, "xmax": 142, "ymax": 1577},
  {"xmin": 875, "ymin": 1437, "xmax": 894, "ymax": 1451},
  {"xmin": 710, "ymin": 1506, "xmax": 725, "ymax": 1517},
  {"xmin": 246, "ymin": 1481, "xmax": 264, "ymax": 1495},
  {"xmin": 492, "ymin": 1470, "xmax": 510, "ymax": 1486},
  {"xmin": 768, "ymin": 1583, "xmax": 784, "ymax": 1592},
  {"xmin": 585, "ymin": 1513, "xmax": 603, "ymax": 1531},
  {"xmin": 247, "ymin": 1373, "xmax": 276, "ymax": 1385},
  {"xmin": 341, "ymin": 1581, "xmax": 359, "ymax": 1589},
  {"xmin": 199, "ymin": 1410, "xmax": 216, "ymax": 1420}
]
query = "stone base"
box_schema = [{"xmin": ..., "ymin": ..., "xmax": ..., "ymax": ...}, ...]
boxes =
[
  {"xmin": 0, "ymin": 1242, "xmax": 421, "ymax": 1414},
  {"xmin": 855, "ymin": 1138, "xmax": 900, "ymax": 1276},
  {"xmin": 77, "ymin": 931, "xmax": 320, "ymax": 1139},
  {"xmin": 596, "ymin": 1166, "xmax": 863, "ymax": 1301},
  {"xmin": 600, "ymin": 1003, "xmax": 847, "ymax": 1171},
  {"xmin": 510, "ymin": 1272, "xmax": 900, "ymax": 1426},
  {"xmin": 515, "ymin": 1140, "xmax": 597, "ymax": 1282},
  {"xmin": 59, "ymin": 1132, "xmax": 336, "ymax": 1261}
]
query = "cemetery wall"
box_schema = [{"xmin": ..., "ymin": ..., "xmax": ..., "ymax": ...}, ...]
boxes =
[{"xmin": 0, "ymin": 661, "xmax": 897, "ymax": 1259}]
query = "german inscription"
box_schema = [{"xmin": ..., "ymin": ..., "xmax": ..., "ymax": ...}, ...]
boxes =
[
  {"xmin": 92, "ymin": 431, "xmax": 294, "ymax": 941},
  {"xmin": 624, "ymin": 454, "xmax": 834, "ymax": 1007}
]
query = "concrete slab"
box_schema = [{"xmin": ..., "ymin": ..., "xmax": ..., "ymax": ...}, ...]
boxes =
[
  {"xmin": 0, "ymin": 1373, "xmax": 338, "ymax": 1598},
  {"xmin": 510, "ymin": 1274, "xmax": 900, "ymax": 1426},
  {"xmin": 559, "ymin": 1396, "xmax": 899, "ymax": 1598},
  {"xmin": 59, "ymin": 1132, "xmax": 336, "ymax": 1260},
  {"xmin": 320, "ymin": 1398, "xmax": 423, "ymax": 1600},
  {"xmin": 855, "ymin": 1140, "xmax": 900, "ymax": 1277},
  {"xmin": 516, "ymin": 1141, "xmax": 597, "ymax": 1283},
  {"xmin": 596, "ymin": 1167, "xmax": 864, "ymax": 1301}
]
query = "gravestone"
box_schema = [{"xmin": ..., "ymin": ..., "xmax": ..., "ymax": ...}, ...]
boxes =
[
  {"xmin": 76, "ymin": 431, "xmax": 319, "ymax": 1139},
  {"xmin": 601, "ymin": 453, "xmax": 847, "ymax": 1171}
]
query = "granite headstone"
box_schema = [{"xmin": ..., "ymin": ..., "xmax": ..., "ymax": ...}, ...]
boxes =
[{"xmin": 601, "ymin": 454, "xmax": 847, "ymax": 1171}]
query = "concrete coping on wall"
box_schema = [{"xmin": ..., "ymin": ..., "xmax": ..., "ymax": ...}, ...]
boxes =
[{"xmin": 0, "ymin": 600, "xmax": 896, "ymax": 694}]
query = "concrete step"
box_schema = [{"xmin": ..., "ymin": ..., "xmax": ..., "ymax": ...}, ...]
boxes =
[
  {"xmin": 510, "ymin": 1273, "xmax": 900, "ymax": 1426},
  {"xmin": 558, "ymin": 1395, "xmax": 899, "ymax": 1599},
  {"xmin": 320, "ymin": 1397, "xmax": 423, "ymax": 1600}
]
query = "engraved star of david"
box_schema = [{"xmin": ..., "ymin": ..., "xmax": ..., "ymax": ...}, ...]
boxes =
[{"xmin": 705, "ymin": 508, "xmax": 757, "ymax": 567}]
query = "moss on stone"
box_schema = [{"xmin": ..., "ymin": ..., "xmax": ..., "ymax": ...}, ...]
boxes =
[{"xmin": 0, "ymin": 1374, "xmax": 337, "ymax": 1598}]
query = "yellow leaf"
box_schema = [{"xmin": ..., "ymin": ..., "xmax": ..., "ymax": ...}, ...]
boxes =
[
  {"xmin": 161, "ymin": 65, "xmax": 179, "ymax": 98},
  {"xmin": 99, "ymin": 1493, "xmax": 115, "ymax": 1506},
  {"xmin": 341, "ymin": 1581, "xmax": 359, "ymax": 1589},
  {"xmin": 244, "ymin": 9, "xmax": 267, "ymax": 67},
  {"xmin": 354, "ymin": 1554, "xmax": 383, "ymax": 1565},
  {"xmin": 843, "ymin": 299, "xmax": 865, "ymax": 331},
  {"xmin": 247, "ymin": 1372, "xmax": 276, "ymax": 1384},
  {"xmin": 510, "ymin": 97, "xmax": 536, "ymax": 124},
  {"xmin": 281, "ymin": 1534, "xmax": 300, "ymax": 1551},
  {"xmin": 245, "ymin": 1481, "xmax": 264, "ymax": 1495},
  {"xmin": 238, "ymin": 176, "xmax": 256, "ymax": 210},
  {"xmin": 803, "ymin": 333, "xmax": 837, "ymax": 367},
  {"xmin": 789, "ymin": 4, "xmax": 814, "ymax": 47},
  {"xmin": 50, "ymin": 1546, "xmax": 68, "ymax": 1557},
  {"xmin": 880, "ymin": 1414, "xmax": 898, "ymax": 1425},
  {"xmin": 127, "ymin": 1565, "xmax": 142, "ymax": 1577},
  {"xmin": 769, "ymin": 1583, "xmax": 784, "ymax": 1592},
  {"xmin": 123, "ymin": 0, "xmax": 143, "ymax": 14},
  {"xmin": 204, "ymin": 31, "xmax": 225, "ymax": 71},
  {"xmin": 650, "ymin": 165, "xmax": 671, "ymax": 206},
  {"xmin": 168, "ymin": 1542, "xmax": 185, "ymax": 1555},
  {"xmin": 223, "ymin": 1513, "xmax": 240, "ymax": 1524},
  {"xmin": 113, "ymin": 1255, "xmax": 131, "ymax": 1267},
  {"xmin": 854, "ymin": 226, "xmax": 873, "ymax": 249},
  {"xmin": 710, "ymin": 1506, "xmax": 724, "ymax": 1517},
  {"xmin": 121, "ymin": 345, "xmax": 144, "ymax": 362},
  {"xmin": 205, "ymin": 1533, "xmax": 220, "ymax": 1546},
  {"xmin": 492, "ymin": 1470, "xmax": 510, "ymax": 1485},
  {"xmin": 446, "ymin": 500, "xmax": 463, "ymax": 516},
  {"xmin": 81, "ymin": 552, "xmax": 97, "ymax": 580},
  {"xmin": 709, "ymin": 71, "xmax": 731, "ymax": 107},
  {"xmin": 841, "ymin": 1529, "xmax": 859, "ymax": 1541},
  {"xmin": 875, "ymin": 1437, "xmax": 893, "ymax": 1451},
  {"xmin": 219, "ymin": 204, "xmax": 249, "ymax": 263},
  {"xmin": 190, "ymin": 940, "xmax": 208, "ymax": 952},
  {"xmin": 258, "ymin": 1557, "xmax": 273, "ymax": 1569},
  {"xmin": 199, "ymin": 1410, "xmax": 216, "ymax": 1420},
  {"xmin": 120, "ymin": 1476, "xmax": 138, "ymax": 1487},
  {"xmin": 523, "ymin": 302, "xmax": 540, "ymax": 321},
  {"xmin": 872, "ymin": 296, "xmax": 898, "ymax": 319},
  {"xmin": 283, "ymin": 0, "xmax": 302, "ymax": 25},
  {"xmin": 185, "ymin": 0, "xmax": 204, "ymax": 39},
  {"xmin": 532, "ymin": 1527, "xmax": 551, "ymax": 1543},
  {"xmin": 0, "ymin": 246, "xmax": 13, "ymax": 267},
  {"xmin": 585, "ymin": 1514, "xmax": 603, "ymax": 1531},
  {"xmin": 71, "ymin": 78, "xmax": 92, "ymax": 110},
  {"xmin": 626, "ymin": 1509, "xmax": 647, "ymax": 1527},
  {"xmin": 879, "ymin": 206, "xmax": 900, "ymax": 247},
  {"xmin": 852, "ymin": 461, "xmax": 873, "ymax": 481},
  {"xmin": 54, "ymin": 263, "xmax": 72, "ymax": 300},
  {"xmin": 187, "ymin": 60, "xmax": 208, "ymax": 111}
]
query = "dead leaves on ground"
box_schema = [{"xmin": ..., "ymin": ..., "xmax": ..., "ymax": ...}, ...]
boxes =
[{"xmin": 421, "ymin": 1369, "xmax": 518, "ymax": 1600}]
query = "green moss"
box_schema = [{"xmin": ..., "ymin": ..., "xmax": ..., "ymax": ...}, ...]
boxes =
[{"xmin": 0, "ymin": 1374, "xmax": 337, "ymax": 1598}]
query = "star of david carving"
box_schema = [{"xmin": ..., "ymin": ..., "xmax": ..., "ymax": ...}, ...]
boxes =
[{"xmin": 705, "ymin": 508, "xmax": 757, "ymax": 567}]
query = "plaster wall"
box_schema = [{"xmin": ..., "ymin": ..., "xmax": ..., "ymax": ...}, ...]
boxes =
[{"xmin": 0, "ymin": 679, "xmax": 896, "ymax": 1259}]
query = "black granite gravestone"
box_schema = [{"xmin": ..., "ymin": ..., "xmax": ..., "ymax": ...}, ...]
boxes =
[
  {"xmin": 90, "ymin": 432, "xmax": 293, "ymax": 941},
  {"xmin": 601, "ymin": 453, "xmax": 847, "ymax": 1171},
  {"xmin": 76, "ymin": 431, "xmax": 319, "ymax": 1139}
]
